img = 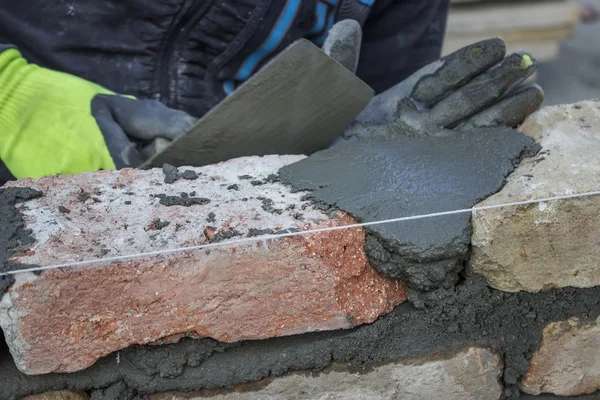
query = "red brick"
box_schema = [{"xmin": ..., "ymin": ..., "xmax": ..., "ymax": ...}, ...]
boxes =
[{"xmin": 1, "ymin": 155, "xmax": 406, "ymax": 375}]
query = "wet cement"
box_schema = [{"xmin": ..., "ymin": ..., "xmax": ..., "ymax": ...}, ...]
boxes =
[
  {"xmin": 155, "ymin": 193, "xmax": 211, "ymax": 207},
  {"xmin": 1, "ymin": 277, "xmax": 598, "ymax": 400},
  {"xmin": 280, "ymin": 127, "xmax": 540, "ymax": 290},
  {"xmin": 162, "ymin": 164, "xmax": 179, "ymax": 184},
  {"xmin": 0, "ymin": 187, "xmax": 43, "ymax": 293}
]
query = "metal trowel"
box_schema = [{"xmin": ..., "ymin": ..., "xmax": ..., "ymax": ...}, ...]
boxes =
[{"xmin": 141, "ymin": 39, "xmax": 374, "ymax": 168}]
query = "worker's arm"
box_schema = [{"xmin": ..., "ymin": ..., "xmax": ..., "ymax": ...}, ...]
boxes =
[{"xmin": 0, "ymin": 46, "xmax": 196, "ymax": 184}]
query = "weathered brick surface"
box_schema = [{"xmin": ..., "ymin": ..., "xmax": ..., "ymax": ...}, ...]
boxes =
[
  {"xmin": 149, "ymin": 347, "xmax": 503, "ymax": 400},
  {"xmin": 469, "ymin": 101, "xmax": 600, "ymax": 292},
  {"xmin": 521, "ymin": 317, "xmax": 600, "ymax": 396},
  {"xmin": 0, "ymin": 155, "xmax": 406, "ymax": 375}
]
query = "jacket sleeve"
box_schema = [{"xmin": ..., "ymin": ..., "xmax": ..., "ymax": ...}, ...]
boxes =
[
  {"xmin": 356, "ymin": 0, "xmax": 451, "ymax": 94},
  {"xmin": 0, "ymin": 161, "xmax": 14, "ymax": 186},
  {"xmin": 0, "ymin": 43, "xmax": 16, "ymax": 185}
]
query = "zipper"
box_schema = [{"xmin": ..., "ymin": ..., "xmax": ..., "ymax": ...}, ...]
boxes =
[{"xmin": 159, "ymin": 0, "xmax": 207, "ymax": 106}]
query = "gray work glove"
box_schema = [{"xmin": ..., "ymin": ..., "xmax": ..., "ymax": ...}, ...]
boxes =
[
  {"xmin": 92, "ymin": 95, "xmax": 197, "ymax": 167},
  {"xmin": 321, "ymin": 19, "xmax": 363, "ymax": 74},
  {"xmin": 339, "ymin": 38, "xmax": 544, "ymax": 140}
]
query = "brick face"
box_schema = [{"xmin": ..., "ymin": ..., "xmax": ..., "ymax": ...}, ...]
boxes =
[{"xmin": 1, "ymin": 156, "xmax": 406, "ymax": 375}]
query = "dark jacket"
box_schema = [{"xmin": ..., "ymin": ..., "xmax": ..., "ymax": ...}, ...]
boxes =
[{"xmin": 0, "ymin": 0, "xmax": 450, "ymax": 183}]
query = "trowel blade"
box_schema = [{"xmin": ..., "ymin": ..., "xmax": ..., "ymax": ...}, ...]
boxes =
[{"xmin": 142, "ymin": 39, "xmax": 374, "ymax": 168}]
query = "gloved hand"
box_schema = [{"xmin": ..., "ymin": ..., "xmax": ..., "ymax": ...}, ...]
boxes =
[
  {"xmin": 321, "ymin": 19, "xmax": 362, "ymax": 74},
  {"xmin": 0, "ymin": 48, "xmax": 196, "ymax": 179},
  {"xmin": 339, "ymin": 38, "xmax": 544, "ymax": 140}
]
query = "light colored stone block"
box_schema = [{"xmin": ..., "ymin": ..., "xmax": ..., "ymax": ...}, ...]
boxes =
[
  {"xmin": 469, "ymin": 101, "xmax": 600, "ymax": 292},
  {"xmin": 150, "ymin": 347, "xmax": 503, "ymax": 400},
  {"xmin": 521, "ymin": 317, "xmax": 600, "ymax": 396},
  {"xmin": 1, "ymin": 155, "xmax": 406, "ymax": 375},
  {"xmin": 20, "ymin": 392, "xmax": 88, "ymax": 400}
]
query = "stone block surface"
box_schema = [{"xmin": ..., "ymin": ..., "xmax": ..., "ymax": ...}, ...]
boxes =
[
  {"xmin": 149, "ymin": 347, "xmax": 503, "ymax": 400},
  {"xmin": 521, "ymin": 316, "xmax": 600, "ymax": 396},
  {"xmin": 469, "ymin": 101, "xmax": 600, "ymax": 292},
  {"xmin": 0, "ymin": 155, "xmax": 406, "ymax": 375},
  {"xmin": 20, "ymin": 392, "xmax": 88, "ymax": 400}
]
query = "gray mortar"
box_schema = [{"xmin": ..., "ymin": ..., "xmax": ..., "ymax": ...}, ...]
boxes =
[
  {"xmin": 211, "ymin": 230, "xmax": 241, "ymax": 242},
  {"xmin": 0, "ymin": 187, "xmax": 43, "ymax": 293},
  {"xmin": 279, "ymin": 127, "xmax": 540, "ymax": 290},
  {"xmin": 247, "ymin": 228, "xmax": 275, "ymax": 237},
  {"xmin": 264, "ymin": 174, "xmax": 279, "ymax": 183},
  {"xmin": 89, "ymin": 381, "xmax": 143, "ymax": 400},
  {"xmin": 162, "ymin": 164, "xmax": 179, "ymax": 184},
  {"xmin": 257, "ymin": 196, "xmax": 283, "ymax": 215},
  {"xmin": 155, "ymin": 193, "xmax": 211, "ymax": 207},
  {"xmin": 206, "ymin": 212, "xmax": 216, "ymax": 223},
  {"xmin": 182, "ymin": 170, "xmax": 198, "ymax": 180},
  {"xmin": 148, "ymin": 218, "xmax": 170, "ymax": 230},
  {"xmin": 1, "ymin": 277, "xmax": 599, "ymax": 400}
]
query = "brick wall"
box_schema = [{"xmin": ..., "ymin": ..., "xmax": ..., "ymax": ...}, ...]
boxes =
[{"xmin": 1, "ymin": 101, "xmax": 599, "ymax": 400}]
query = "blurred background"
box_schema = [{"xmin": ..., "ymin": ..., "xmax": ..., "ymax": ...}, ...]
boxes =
[{"xmin": 444, "ymin": 0, "xmax": 600, "ymax": 106}]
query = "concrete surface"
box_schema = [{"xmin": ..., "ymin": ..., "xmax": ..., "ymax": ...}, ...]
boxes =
[{"xmin": 469, "ymin": 101, "xmax": 600, "ymax": 292}]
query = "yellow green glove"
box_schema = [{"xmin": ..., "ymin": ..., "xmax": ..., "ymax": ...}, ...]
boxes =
[{"xmin": 0, "ymin": 48, "xmax": 196, "ymax": 179}]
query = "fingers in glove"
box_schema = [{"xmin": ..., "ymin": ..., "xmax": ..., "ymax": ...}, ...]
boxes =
[
  {"xmin": 411, "ymin": 38, "xmax": 507, "ymax": 105},
  {"xmin": 322, "ymin": 19, "xmax": 362, "ymax": 74},
  {"xmin": 457, "ymin": 84, "xmax": 544, "ymax": 131},
  {"xmin": 98, "ymin": 95, "xmax": 197, "ymax": 141},
  {"xmin": 430, "ymin": 52, "xmax": 538, "ymax": 129},
  {"xmin": 353, "ymin": 38, "xmax": 506, "ymax": 127},
  {"xmin": 91, "ymin": 96, "xmax": 144, "ymax": 168}
]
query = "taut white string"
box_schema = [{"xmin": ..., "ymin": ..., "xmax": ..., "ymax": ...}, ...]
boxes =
[{"xmin": 2, "ymin": 190, "xmax": 599, "ymax": 277}]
